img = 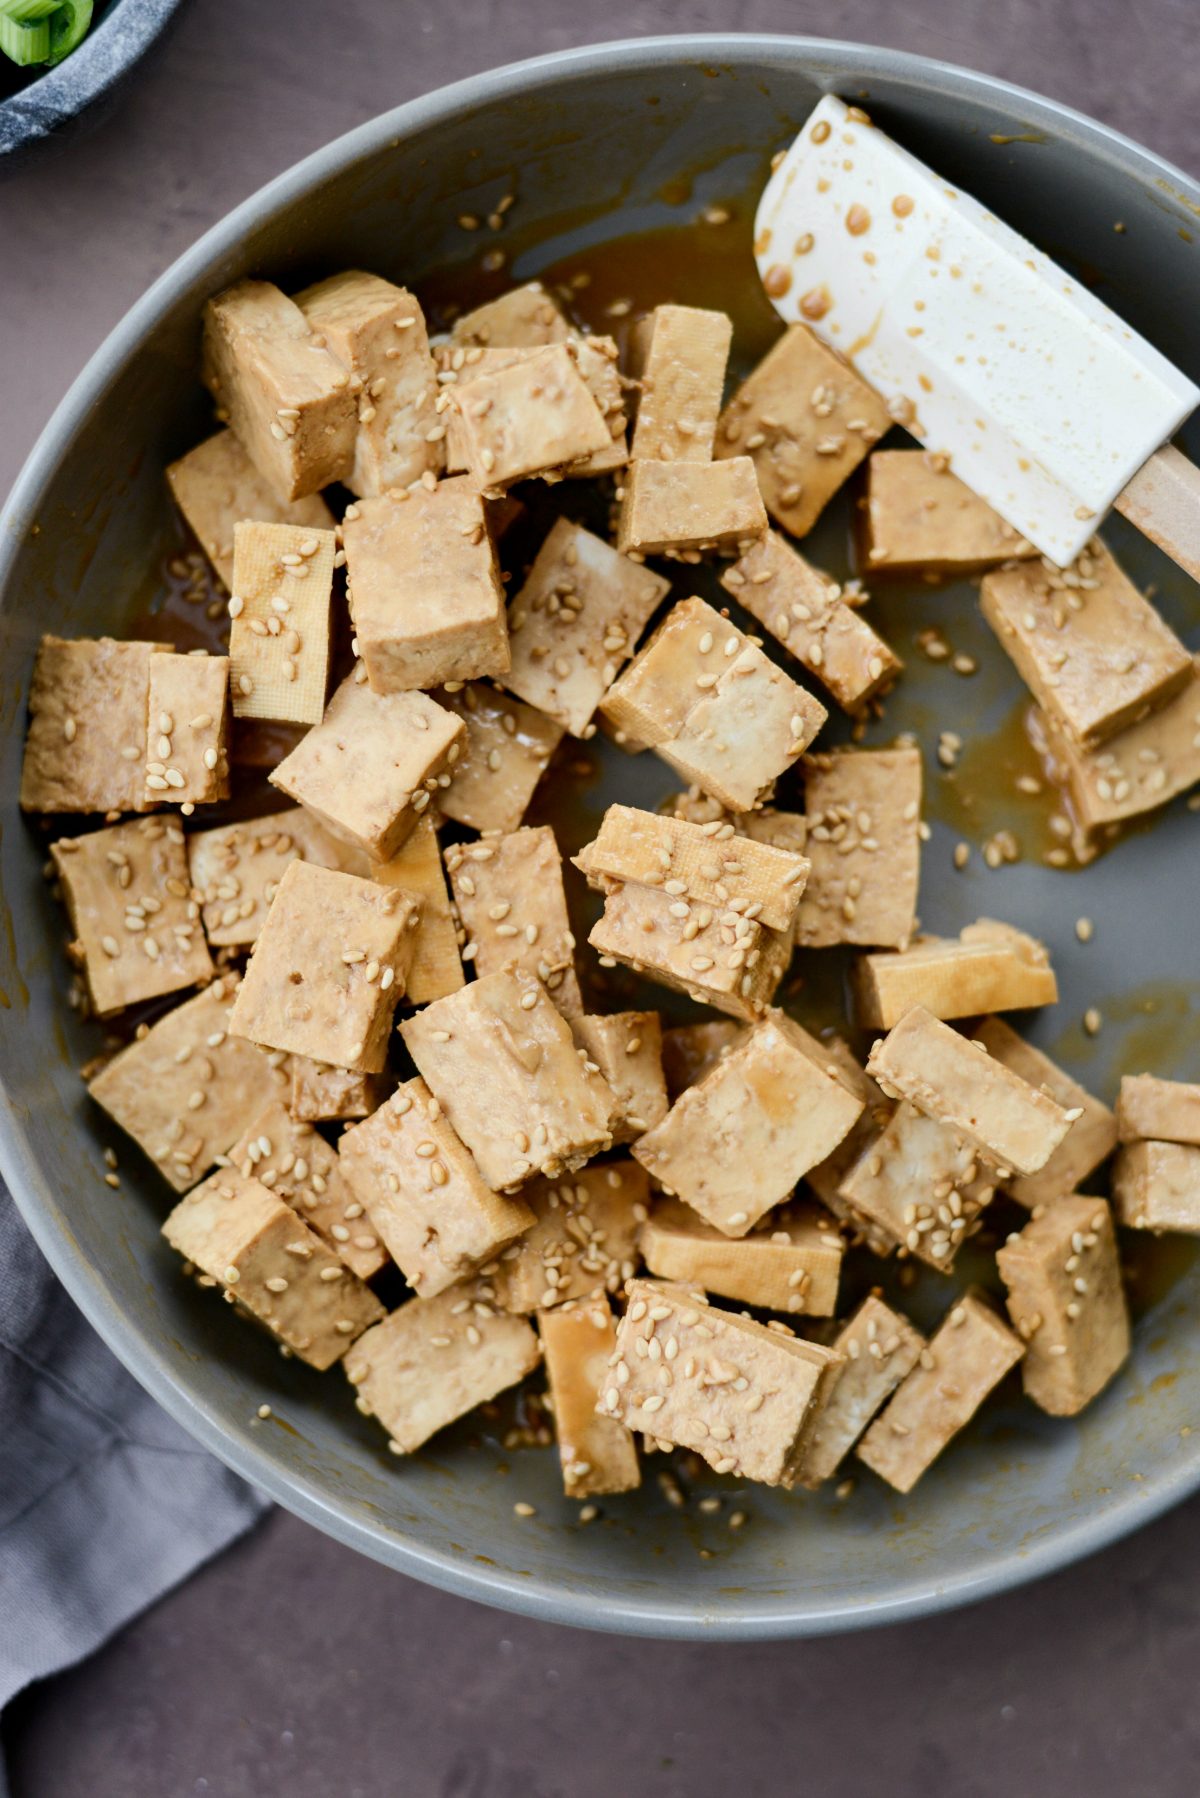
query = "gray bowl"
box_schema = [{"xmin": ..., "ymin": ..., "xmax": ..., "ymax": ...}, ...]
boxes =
[{"xmin": 3, "ymin": 35, "xmax": 1200, "ymax": 1640}]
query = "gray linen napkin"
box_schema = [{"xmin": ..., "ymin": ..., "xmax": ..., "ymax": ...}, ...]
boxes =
[{"xmin": 0, "ymin": 1187, "xmax": 268, "ymax": 1786}]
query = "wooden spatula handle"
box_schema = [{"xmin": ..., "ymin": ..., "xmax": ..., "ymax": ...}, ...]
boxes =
[{"xmin": 1115, "ymin": 443, "xmax": 1200, "ymax": 583}]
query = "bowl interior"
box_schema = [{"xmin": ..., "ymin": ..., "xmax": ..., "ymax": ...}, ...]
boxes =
[{"xmin": 3, "ymin": 39, "xmax": 1200, "ymax": 1637}]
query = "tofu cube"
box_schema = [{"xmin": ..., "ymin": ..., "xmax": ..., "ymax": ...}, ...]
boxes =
[
  {"xmin": 856, "ymin": 1293, "xmax": 1024, "ymax": 1493},
  {"xmin": 600, "ymin": 597, "xmax": 827, "ymax": 812},
  {"xmin": 442, "ymin": 339, "xmax": 625, "ymax": 479},
  {"xmin": 144, "ymin": 652, "xmax": 229, "ymax": 808},
  {"xmin": 794, "ymin": 1296, "xmax": 926, "ymax": 1487},
  {"xmin": 341, "ymin": 482, "xmax": 509, "ymax": 693},
  {"xmin": 616, "ymin": 457, "xmax": 766, "ymax": 557},
  {"xmin": 640, "ymin": 1197, "xmax": 844, "ymax": 1315},
  {"xmin": 228, "ymin": 1099, "xmax": 387, "ymax": 1282},
  {"xmin": 803, "ymin": 1035, "xmax": 895, "ymax": 1240},
  {"xmin": 445, "ymin": 826, "xmax": 583, "ymax": 1021},
  {"xmin": 866, "ymin": 1005, "xmax": 1073, "ymax": 1178},
  {"xmin": 716, "ymin": 324, "xmax": 891, "ymax": 538},
  {"xmin": 450, "ymin": 341, "xmax": 611, "ymax": 487},
  {"xmin": 599, "ymin": 1279, "xmax": 842, "ymax": 1485},
  {"xmin": 163, "ymin": 1169, "xmax": 384, "ymax": 1370},
  {"xmin": 489, "ymin": 1162, "xmax": 648, "ymax": 1314},
  {"xmin": 339, "ymin": 1079, "xmax": 533, "ymax": 1298},
  {"xmin": 288, "ymin": 1056, "xmax": 385, "ymax": 1124},
  {"xmin": 860, "ymin": 449, "xmax": 1038, "ymax": 576},
  {"xmin": 229, "ymin": 520, "xmax": 336, "ymax": 726},
  {"xmin": 294, "ymin": 271, "xmax": 441, "ymax": 495},
  {"xmin": 587, "ymin": 881, "xmax": 792, "ymax": 1021},
  {"xmin": 88, "ymin": 975, "xmax": 289, "ymax": 1192},
  {"xmin": 1113, "ymin": 1140, "xmax": 1200, "ymax": 1233},
  {"xmin": 500, "ymin": 518, "xmax": 669, "ymax": 736},
  {"xmin": 981, "ymin": 538, "xmax": 1191, "ymax": 749},
  {"xmin": 836, "ymin": 1101, "xmax": 997, "ymax": 1269},
  {"xmin": 229, "ymin": 861, "xmax": 418, "ymax": 1073},
  {"xmin": 21, "ymin": 636, "xmax": 168, "ymax": 815},
  {"xmin": 370, "ymin": 814, "xmax": 464, "ymax": 1005},
  {"xmin": 344, "ymin": 1280, "xmax": 541, "ymax": 1454},
  {"xmin": 436, "ymin": 681, "xmax": 564, "ymax": 834},
  {"xmin": 997, "ymin": 1197, "xmax": 1129, "ymax": 1416},
  {"xmin": 201, "ymin": 279, "xmax": 356, "ymax": 501},
  {"xmin": 540, "ymin": 1297, "xmax": 641, "ymax": 1499},
  {"xmin": 629, "ymin": 303, "xmax": 732, "ymax": 464},
  {"xmin": 189, "ymin": 805, "xmax": 366, "ymax": 951},
  {"xmin": 852, "ymin": 920, "xmax": 1058, "ymax": 1030},
  {"xmin": 661, "ymin": 1020, "xmax": 745, "ymax": 1100},
  {"xmin": 270, "ymin": 674, "xmax": 465, "ymax": 862},
  {"xmin": 574, "ymin": 1013, "xmax": 667, "ymax": 1144},
  {"xmin": 52, "ymin": 817, "xmax": 214, "ymax": 1016},
  {"xmin": 449, "ymin": 282, "xmax": 572, "ymax": 349},
  {"xmin": 798, "ymin": 748, "xmax": 922, "ymax": 950},
  {"xmin": 166, "ymin": 429, "xmax": 335, "ymax": 590},
  {"xmin": 722, "ymin": 531, "xmax": 901, "ymax": 712},
  {"xmin": 400, "ymin": 971, "xmax": 616, "ymax": 1189},
  {"xmin": 974, "ymin": 1017, "xmax": 1117, "ymax": 1207},
  {"xmin": 1118, "ymin": 1074, "xmax": 1200, "ymax": 1146},
  {"xmin": 633, "ymin": 1012, "xmax": 865, "ymax": 1236}
]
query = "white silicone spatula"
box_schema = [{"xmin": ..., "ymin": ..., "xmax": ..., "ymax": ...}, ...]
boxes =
[{"xmin": 755, "ymin": 95, "xmax": 1200, "ymax": 572}]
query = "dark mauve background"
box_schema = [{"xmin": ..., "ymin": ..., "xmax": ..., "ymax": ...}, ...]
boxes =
[{"xmin": 3, "ymin": 1, "xmax": 1200, "ymax": 1793}]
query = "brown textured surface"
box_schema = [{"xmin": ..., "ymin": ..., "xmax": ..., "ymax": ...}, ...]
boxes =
[{"xmin": 2, "ymin": 0, "xmax": 1199, "ymax": 1791}]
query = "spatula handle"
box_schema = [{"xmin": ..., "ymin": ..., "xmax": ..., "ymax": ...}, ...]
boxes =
[{"xmin": 1114, "ymin": 443, "xmax": 1200, "ymax": 583}]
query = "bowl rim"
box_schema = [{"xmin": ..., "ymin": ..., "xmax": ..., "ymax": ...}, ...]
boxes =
[
  {"xmin": 4, "ymin": 31, "xmax": 1200, "ymax": 1640},
  {"xmin": 0, "ymin": 0, "xmax": 189, "ymax": 156}
]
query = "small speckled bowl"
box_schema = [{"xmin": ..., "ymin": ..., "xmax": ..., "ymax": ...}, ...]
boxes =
[{"xmin": 2, "ymin": 37, "xmax": 1200, "ymax": 1638}]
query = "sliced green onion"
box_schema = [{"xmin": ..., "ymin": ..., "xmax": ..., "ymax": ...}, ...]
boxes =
[
  {"xmin": 0, "ymin": 0, "xmax": 62, "ymax": 23},
  {"xmin": 0, "ymin": 11, "xmax": 50, "ymax": 63},
  {"xmin": 47, "ymin": 0, "xmax": 91, "ymax": 65}
]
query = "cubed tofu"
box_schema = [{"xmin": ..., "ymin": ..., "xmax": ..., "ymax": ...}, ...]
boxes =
[
  {"xmin": 797, "ymin": 748, "xmax": 921, "ymax": 950},
  {"xmin": 1118, "ymin": 1074, "xmax": 1200, "ymax": 1146},
  {"xmin": 852, "ymin": 920, "xmax": 1058, "ymax": 1029},
  {"xmin": 629, "ymin": 304, "xmax": 732, "ymax": 464},
  {"xmin": 575, "ymin": 802, "xmax": 809, "ymax": 934},
  {"xmin": 500, "ymin": 518, "xmax": 669, "ymax": 736},
  {"xmin": 616, "ymin": 456, "xmax": 766, "ymax": 557},
  {"xmin": 21, "ymin": 636, "xmax": 168, "ymax": 815},
  {"xmin": 445, "ymin": 826, "xmax": 583, "ymax": 1021},
  {"xmin": 660, "ymin": 1021, "xmax": 745, "ymax": 1101},
  {"xmin": 400, "ymin": 971, "xmax": 616, "ymax": 1190},
  {"xmin": 860, "ymin": 450, "xmax": 1038, "ymax": 576},
  {"xmin": 587, "ymin": 880, "xmax": 792, "ymax": 1021},
  {"xmin": 88, "ymin": 976, "xmax": 289, "ymax": 1192},
  {"xmin": 449, "ymin": 341, "xmax": 611, "ymax": 487},
  {"xmin": 856, "ymin": 1292, "xmax": 1024, "ymax": 1493},
  {"xmin": 598, "ymin": 1278, "xmax": 842, "ymax": 1486},
  {"xmin": 974, "ymin": 1017, "xmax": 1117, "ymax": 1207},
  {"xmin": 370, "ymin": 815, "xmax": 464, "ymax": 1005},
  {"xmin": 270, "ymin": 674, "xmax": 465, "ymax": 862},
  {"xmin": 600, "ymin": 597, "xmax": 827, "ymax": 812},
  {"xmin": 52, "ymin": 817, "xmax": 214, "ymax": 1016},
  {"xmin": 573, "ymin": 1013, "xmax": 667, "ymax": 1144},
  {"xmin": 997, "ymin": 1197, "xmax": 1129, "ymax": 1416},
  {"xmin": 794, "ymin": 1296, "xmax": 926, "ymax": 1488},
  {"xmin": 228, "ymin": 1099, "xmax": 387, "ymax": 1281},
  {"xmin": 190, "ymin": 806, "xmax": 366, "ymax": 951},
  {"xmin": 344, "ymin": 1280, "xmax": 541, "ymax": 1454},
  {"xmin": 288, "ymin": 1056, "xmax": 385, "ymax": 1124},
  {"xmin": 866, "ymin": 1006, "xmax": 1073, "ymax": 1178},
  {"xmin": 633, "ymin": 1012, "xmax": 864, "ymax": 1236},
  {"xmin": 339, "ymin": 1079, "xmax": 532, "ymax": 1298},
  {"xmin": 229, "ymin": 861, "xmax": 417, "ymax": 1073},
  {"xmin": 163, "ymin": 1169, "xmax": 384, "ymax": 1370},
  {"xmin": 449, "ymin": 283, "xmax": 572, "ymax": 349},
  {"xmin": 294, "ymin": 271, "xmax": 441, "ymax": 495},
  {"xmin": 341, "ymin": 482, "xmax": 508, "ymax": 693},
  {"xmin": 981, "ymin": 538, "xmax": 1191, "ymax": 750},
  {"xmin": 836, "ymin": 1101, "xmax": 997, "ymax": 1269},
  {"xmin": 640, "ymin": 1196, "xmax": 843, "ymax": 1315},
  {"xmin": 489, "ymin": 1162, "xmax": 648, "ymax": 1314},
  {"xmin": 201, "ymin": 279, "xmax": 356, "ymax": 501},
  {"xmin": 540, "ymin": 1297, "xmax": 641, "ymax": 1498},
  {"xmin": 1029, "ymin": 659, "xmax": 1200, "ymax": 834},
  {"xmin": 716, "ymin": 324, "xmax": 891, "ymax": 538},
  {"xmin": 1112, "ymin": 1140, "xmax": 1200, "ymax": 1233},
  {"xmin": 722, "ymin": 532, "xmax": 901, "ymax": 712},
  {"xmin": 803, "ymin": 1034, "xmax": 894, "ymax": 1235},
  {"xmin": 441, "ymin": 339, "xmax": 625, "ymax": 479},
  {"xmin": 166, "ymin": 430, "xmax": 335, "ymax": 590},
  {"xmin": 228, "ymin": 520, "xmax": 336, "ymax": 727},
  {"xmin": 436, "ymin": 681, "xmax": 564, "ymax": 834},
  {"xmin": 144, "ymin": 652, "xmax": 230, "ymax": 808}
]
